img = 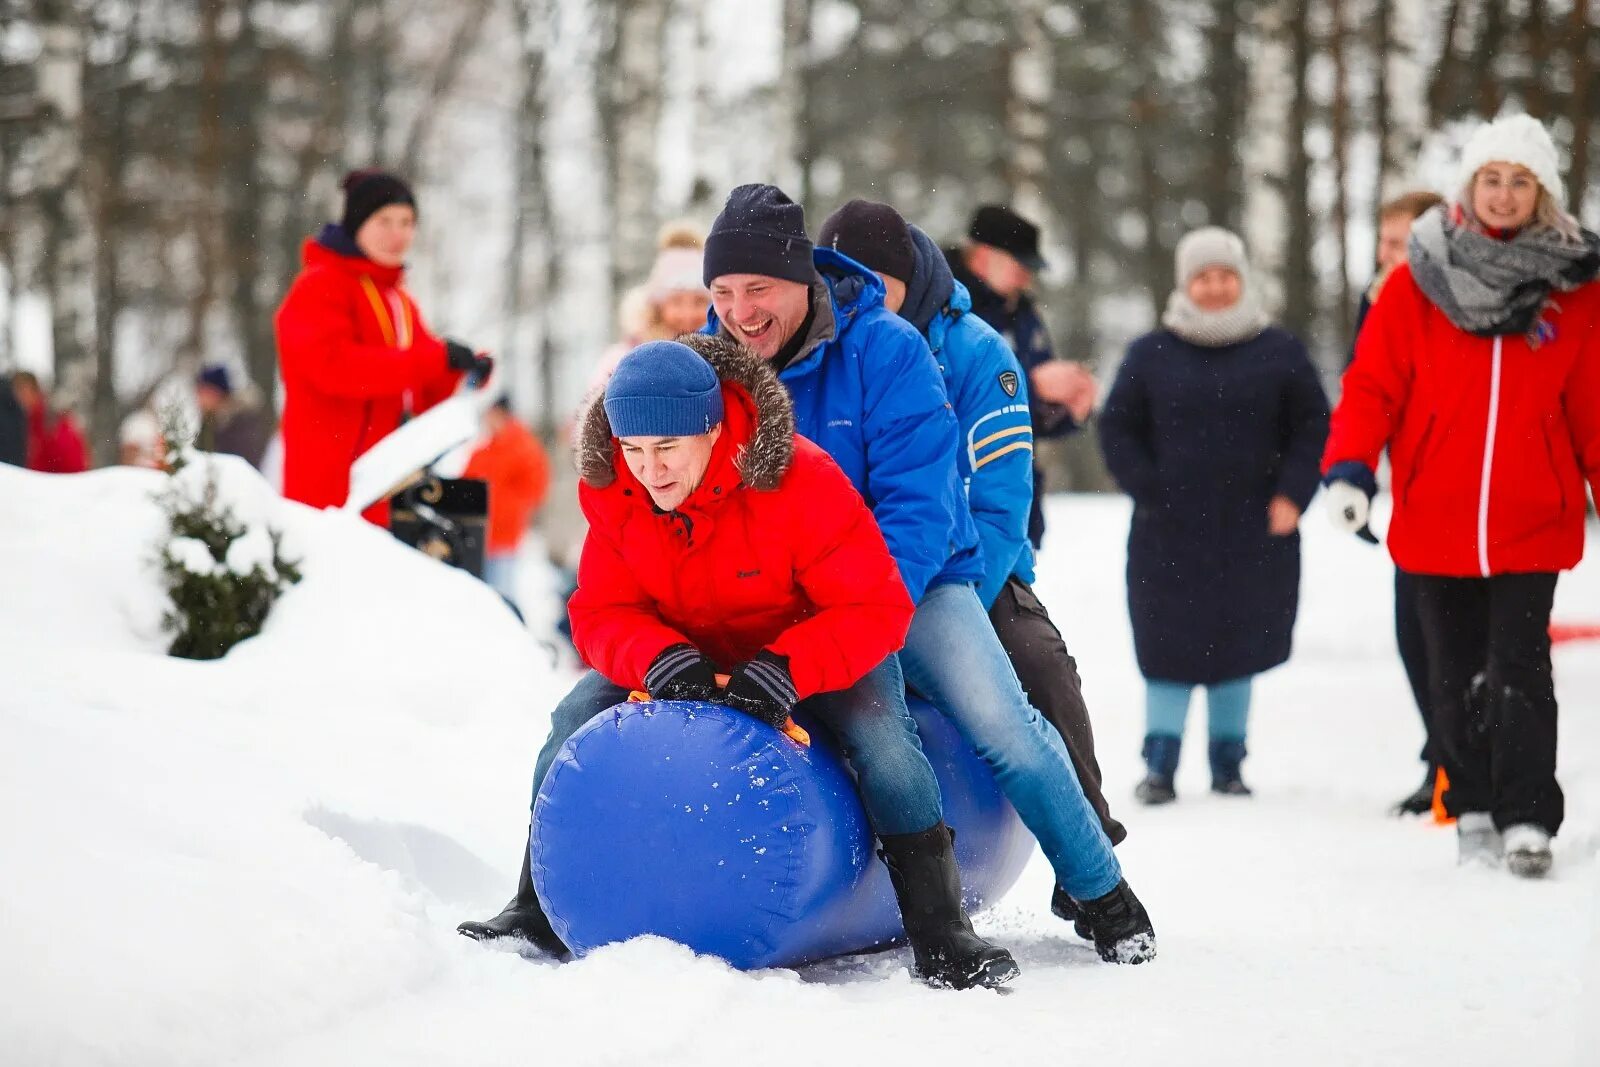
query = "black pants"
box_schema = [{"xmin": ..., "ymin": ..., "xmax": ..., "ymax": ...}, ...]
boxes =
[
  {"xmin": 989, "ymin": 576, "xmax": 1127, "ymax": 846},
  {"xmin": 1412, "ymin": 572, "xmax": 1563, "ymax": 834},
  {"xmin": 1393, "ymin": 568, "xmax": 1435, "ymax": 767}
]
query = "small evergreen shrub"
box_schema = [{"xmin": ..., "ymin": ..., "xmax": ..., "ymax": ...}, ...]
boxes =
[{"xmin": 155, "ymin": 410, "xmax": 301, "ymax": 660}]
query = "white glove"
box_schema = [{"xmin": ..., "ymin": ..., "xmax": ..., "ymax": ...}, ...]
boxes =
[{"xmin": 1325, "ymin": 480, "xmax": 1370, "ymax": 534}]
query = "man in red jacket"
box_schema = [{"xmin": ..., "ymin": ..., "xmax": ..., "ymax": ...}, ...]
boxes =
[
  {"xmin": 274, "ymin": 170, "xmax": 492, "ymax": 525},
  {"xmin": 458, "ymin": 335, "xmax": 1018, "ymax": 991}
]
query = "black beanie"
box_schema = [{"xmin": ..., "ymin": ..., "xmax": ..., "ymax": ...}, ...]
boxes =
[
  {"xmin": 340, "ymin": 170, "xmax": 417, "ymax": 237},
  {"xmin": 703, "ymin": 184, "xmax": 814, "ymax": 286},
  {"xmin": 817, "ymin": 199, "xmax": 916, "ymax": 284}
]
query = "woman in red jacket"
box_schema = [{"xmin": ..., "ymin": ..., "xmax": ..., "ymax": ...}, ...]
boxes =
[
  {"xmin": 458, "ymin": 335, "xmax": 1018, "ymax": 990},
  {"xmin": 1323, "ymin": 114, "xmax": 1600, "ymax": 878},
  {"xmin": 274, "ymin": 170, "xmax": 491, "ymax": 525}
]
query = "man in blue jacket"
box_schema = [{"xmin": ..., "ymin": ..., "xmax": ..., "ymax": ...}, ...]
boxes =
[
  {"xmin": 819, "ymin": 199, "xmax": 1127, "ymax": 912},
  {"xmin": 705, "ymin": 184, "xmax": 1153, "ymax": 963},
  {"xmin": 947, "ymin": 206, "xmax": 1097, "ymax": 548}
]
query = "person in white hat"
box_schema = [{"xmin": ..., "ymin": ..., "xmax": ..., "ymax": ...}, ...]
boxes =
[{"xmin": 1323, "ymin": 112, "xmax": 1600, "ymax": 879}]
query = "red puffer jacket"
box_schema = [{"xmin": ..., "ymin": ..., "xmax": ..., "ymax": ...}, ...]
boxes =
[
  {"xmin": 1324, "ymin": 262, "xmax": 1600, "ymax": 577},
  {"xmin": 274, "ymin": 227, "xmax": 462, "ymax": 525},
  {"xmin": 568, "ymin": 334, "xmax": 914, "ymax": 700}
]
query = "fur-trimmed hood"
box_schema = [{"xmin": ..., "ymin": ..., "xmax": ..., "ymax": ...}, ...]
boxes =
[{"xmin": 576, "ymin": 332, "xmax": 796, "ymax": 492}]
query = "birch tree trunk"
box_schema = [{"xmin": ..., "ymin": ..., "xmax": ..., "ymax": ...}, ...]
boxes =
[
  {"xmin": 1379, "ymin": 0, "xmax": 1428, "ymax": 198},
  {"xmin": 1330, "ymin": 0, "xmax": 1354, "ymax": 351},
  {"xmin": 1007, "ymin": 0, "xmax": 1052, "ymax": 224},
  {"xmin": 603, "ymin": 0, "xmax": 667, "ymax": 295},
  {"xmin": 1241, "ymin": 3, "xmax": 1293, "ymax": 316},
  {"xmin": 35, "ymin": 2, "xmax": 94, "ymax": 410}
]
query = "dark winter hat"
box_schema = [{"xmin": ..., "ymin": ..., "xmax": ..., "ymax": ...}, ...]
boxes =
[
  {"xmin": 604, "ymin": 340, "xmax": 724, "ymax": 439},
  {"xmin": 196, "ymin": 364, "xmax": 233, "ymax": 396},
  {"xmin": 339, "ymin": 169, "xmax": 417, "ymax": 237},
  {"xmin": 967, "ymin": 204, "xmax": 1048, "ymax": 272},
  {"xmin": 703, "ymin": 184, "xmax": 815, "ymax": 287},
  {"xmin": 817, "ymin": 199, "xmax": 916, "ymax": 284}
]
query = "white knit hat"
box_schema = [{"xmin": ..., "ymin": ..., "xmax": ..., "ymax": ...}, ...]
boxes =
[
  {"xmin": 1174, "ymin": 226, "xmax": 1249, "ymax": 286},
  {"xmin": 646, "ymin": 247, "xmax": 707, "ymax": 302},
  {"xmin": 1455, "ymin": 113, "xmax": 1565, "ymax": 207}
]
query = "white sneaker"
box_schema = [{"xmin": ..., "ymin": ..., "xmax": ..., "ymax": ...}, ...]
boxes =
[
  {"xmin": 1502, "ymin": 824, "xmax": 1553, "ymax": 879},
  {"xmin": 1456, "ymin": 813, "xmax": 1502, "ymax": 867}
]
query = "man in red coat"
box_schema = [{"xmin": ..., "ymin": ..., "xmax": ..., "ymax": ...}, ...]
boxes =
[
  {"xmin": 274, "ymin": 170, "xmax": 492, "ymax": 525},
  {"xmin": 458, "ymin": 335, "xmax": 1018, "ymax": 990},
  {"xmin": 11, "ymin": 372, "xmax": 88, "ymax": 474}
]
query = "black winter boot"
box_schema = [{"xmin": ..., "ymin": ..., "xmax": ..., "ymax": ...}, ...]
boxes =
[
  {"xmin": 1135, "ymin": 734, "xmax": 1180, "ymax": 805},
  {"xmin": 1392, "ymin": 766, "xmax": 1437, "ymax": 816},
  {"xmin": 1049, "ymin": 883, "xmax": 1094, "ymax": 940},
  {"xmin": 1208, "ymin": 739, "xmax": 1252, "ymax": 796},
  {"xmin": 456, "ymin": 830, "xmax": 569, "ymax": 958},
  {"xmin": 1074, "ymin": 879, "xmax": 1157, "ymax": 964},
  {"xmin": 879, "ymin": 823, "xmax": 1020, "ymax": 991}
]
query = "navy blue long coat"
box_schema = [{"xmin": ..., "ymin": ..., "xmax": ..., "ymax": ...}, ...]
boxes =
[{"xmin": 1098, "ymin": 326, "xmax": 1330, "ymax": 684}]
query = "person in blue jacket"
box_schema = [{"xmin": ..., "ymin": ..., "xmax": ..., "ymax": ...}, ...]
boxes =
[
  {"xmin": 817, "ymin": 200, "xmax": 1127, "ymax": 877},
  {"xmin": 699, "ymin": 184, "xmax": 1152, "ymax": 963},
  {"xmin": 946, "ymin": 206, "xmax": 1098, "ymax": 548},
  {"xmin": 1099, "ymin": 227, "xmax": 1329, "ymax": 804}
]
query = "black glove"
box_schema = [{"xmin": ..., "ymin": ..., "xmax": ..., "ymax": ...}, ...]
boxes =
[
  {"xmin": 644, "ymin": 643, "xmax": 720, "ymax": 702},
  {"xmin": 722, "ymin": 650, "xmax": 797, "ymax": 728},
  {"xmin": 445, "ymin": 339, "xmax": 494, "ymax": 383}
]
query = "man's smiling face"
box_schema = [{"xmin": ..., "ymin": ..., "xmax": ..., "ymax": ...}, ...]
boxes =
[{"xmin": 710, "ymin": 273, "xmax": 812, "ymax": 360}]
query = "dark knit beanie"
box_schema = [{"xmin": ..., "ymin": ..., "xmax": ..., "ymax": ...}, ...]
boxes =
[
  {"xmin": 703, "ymin": 184, "xmax": 814, "ymax": 286},
  {"xmin": 817, "ymin": 199, "xmax": 916, "ymax": 284},
  {"xmin": 196, "ymin": 364, "xmax": 233, "ymax": 396},
  {"xmin": 340, "ymin": 170, "xmax": 417, "ymax": 237},
  {"xmin": 604, "ymin": 341, "xmax": 725, "ymax": 439}
]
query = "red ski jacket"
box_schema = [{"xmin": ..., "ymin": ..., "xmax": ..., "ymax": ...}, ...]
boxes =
[
  {"xmin": 24, "ymin": 402, "xmax": 88, "ymax": 474},
  {"xmin": 568, "ymin": 335, "xmax": 914, "ymax": 700},
  {"xmin": 1324, "ymin": 262, "xmax": 1600, "ymax": 577},
  {"xmin": 274, "ymin": 229, "xmax": 462, "ymax": 525}
]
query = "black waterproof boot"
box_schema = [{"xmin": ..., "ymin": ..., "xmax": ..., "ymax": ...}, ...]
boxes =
[
  {"xmin": 1208, "ymin": 739, "xmax": 1253, "ymax": 796},
  {"xmin": 1049, "ymin": 883, "xmax": 1094, "ymax": 940},
  {"xmin": 1074, "ymin": 879, "xmax": 1157, "ymax": 964},
  {"xmin": 456, "ymin": 831, "xmax": 569, "ymax": 958},
  {"xmin": 879, "ymin": 823, "xmax": 1020, "ymax": 991},
  {"xmin": 1392, "ymin": 766, "xmax": 1437, "ymax": 816},
  {"xmin": 1135, "ymin": 734, "xmax": 1181, "ymax": 805}
]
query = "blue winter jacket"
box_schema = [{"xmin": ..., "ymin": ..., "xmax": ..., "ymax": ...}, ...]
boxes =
[
  {"xmin": 707, "ymin": 248, "xmax": 983, "ymax": 604},
  {"xmin": 922, "ymin": 281, "xmax": 1037, "ymax": 608}
]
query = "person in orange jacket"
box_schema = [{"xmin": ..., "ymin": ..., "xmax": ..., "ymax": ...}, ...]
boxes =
[
  {"xmin": 462, "ymin": 397, "xmax": 551, "ymax": 606},
  {"xmin": 274, "ymin": 169, "xmax": 492, "ymax": 526}
]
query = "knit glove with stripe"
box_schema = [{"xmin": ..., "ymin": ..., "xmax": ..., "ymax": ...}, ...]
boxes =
[
  {"xmin": 644, "ymin": 643, "xmax": 720, "ymax": 702},
  {"xmin": 721, "ymin": 650, "xmax": 798, "ymax": 728}
]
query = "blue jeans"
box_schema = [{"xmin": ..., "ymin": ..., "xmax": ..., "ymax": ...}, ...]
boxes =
[
  {"xmin": 900, "ymin": 582, "xmax": 1122, "ymax": 901},
  {"xmin": 529, "ymin": 658, "xmax": 944, "ymax": 836},
  {"xmin": 1146, "ymin": 676, "xmax": 1253, "ymax": 741},
  {"xmin": 481, "ymin": 552, "xmax": 519, "ymax": 606}
]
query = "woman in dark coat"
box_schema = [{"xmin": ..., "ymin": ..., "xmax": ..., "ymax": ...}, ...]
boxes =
[{"xmin": 1099, "ymin": 227, "xmax": 1330, "ymax": 803}]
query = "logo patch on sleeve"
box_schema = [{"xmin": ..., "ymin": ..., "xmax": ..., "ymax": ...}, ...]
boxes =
[{"xmin": 998, "ymin": 371, "xmax": 1019, "ymax": 397}]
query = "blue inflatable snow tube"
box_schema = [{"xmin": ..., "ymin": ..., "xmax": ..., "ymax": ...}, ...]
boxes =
[{"xmin": 530, "ymin": 696, "xmax": 1034, "ymax": 970}]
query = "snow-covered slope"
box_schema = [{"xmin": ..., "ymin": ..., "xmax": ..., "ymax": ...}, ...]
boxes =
[{"xmin": 2, "ymin": 467, "xmax": 1597, "ymax": 1066}]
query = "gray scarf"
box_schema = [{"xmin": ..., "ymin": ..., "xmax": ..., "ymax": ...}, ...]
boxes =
[
  {"xmin": 1407, "ymin": 206, "xmax": 1600, "ymax": 344},
  {"xmin": 1161, "ymin": 287, "xmax": 1269, "ymax": 348}
]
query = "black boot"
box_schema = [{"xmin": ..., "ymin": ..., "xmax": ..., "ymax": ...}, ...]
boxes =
[
  {"xmin": 1049, "ymin": 883, "xmax": 1094, "ymax": 940},
  {"xmin": 456, "ymin": 830, "xmax": 569, "ymax": 958},
  {"xmin": 1135, "ymin": 734, "xmax": 1180, "ymax": 805},
  {"xmin": 1074, "ymin": 879, "xmax": 1157, "ymax": 964},
  {"xmin": 1208, "ymin": 739, "xmax": 1252, "ymax": 796},
  {"xmin": 879, "ymin": 823, "xmax": 1020, "ymax": 990},
  {"xmin": 1391, "ymin": 765, "xmax": 1437, "ymax": 816}
]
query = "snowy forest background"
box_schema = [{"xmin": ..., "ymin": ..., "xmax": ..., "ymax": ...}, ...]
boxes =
[{"xmin": 0, "ymin": 0, "xmax": 1595, "ymax": 485}]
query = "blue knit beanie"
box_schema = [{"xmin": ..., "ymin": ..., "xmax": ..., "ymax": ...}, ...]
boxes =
[
  {"xmin": 703, "ymin": 184, "xmax": 815, "ymax": 286},
  {"xmin": 604, "ymin": 341, "xmax": 724, "ymax": 438},
  {"xmin": 196, "ymin": 364, "xmax": 233, "ymax": 395}
]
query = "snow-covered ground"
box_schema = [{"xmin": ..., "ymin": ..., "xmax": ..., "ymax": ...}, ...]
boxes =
[{"xmin": 3, "ymin": 464, "xmax": 1597, "ymax": 1066}]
